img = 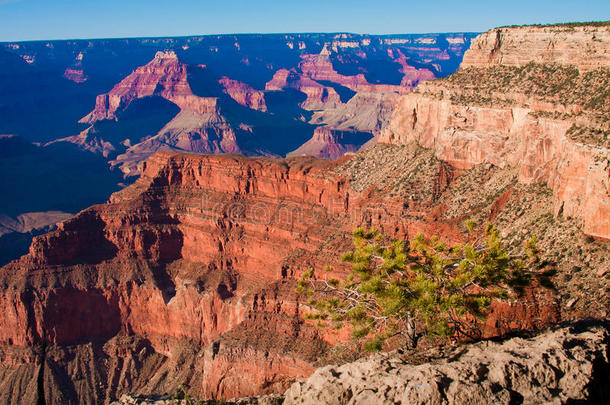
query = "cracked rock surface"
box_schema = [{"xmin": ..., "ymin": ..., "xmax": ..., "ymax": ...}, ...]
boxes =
[{"xmin": 284, "ymin": 323, "xmax": 610, "ymax": 405}]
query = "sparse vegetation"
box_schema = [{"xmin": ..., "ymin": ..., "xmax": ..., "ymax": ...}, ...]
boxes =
[
  {"xmin": 499, "ymin": 21, "xmax": 610, "ymax": 29},
  {"xmin": 169, "ymin": 385, "xmax": 216, "ymax": 405},
  {"xmin": 423, "ymin": 62, "xmax": 610, "ymax": 147},
  {"xmin": 567, "ymin": 124, "xmax": 610, "ymax": 148},
  {"xmin": 441, "ymin": 63, "xmax": 610, "ymax": 114},
  {"xmin": 334, "ymin": 143, "xmax": 445, "ymax": 199}
]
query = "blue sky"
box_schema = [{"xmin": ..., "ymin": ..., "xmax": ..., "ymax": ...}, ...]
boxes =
[{"xmin": 0, "ymin": 0, "xmax": 609, "ymax": 42}]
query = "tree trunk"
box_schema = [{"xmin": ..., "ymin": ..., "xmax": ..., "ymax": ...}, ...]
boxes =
[{"xmin": 406, "ymin": 312, "xmax": 417, "ymax": 348}]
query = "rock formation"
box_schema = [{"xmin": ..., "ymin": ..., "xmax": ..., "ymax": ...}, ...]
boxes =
[
  {"xmin": 58, "ymin": 34, "xmax": 474, "ymax": 170},
  {"xmin": 80, "ymin": 51, "xmax": 216, "ymax": 123},
  {"xmin": 0, "ymin": 143, "xmax": 581, "ymax": 403},
  {"xmin": 69, "ymin": 51, "xmax": 237, "ymax": 164},
  {"xmin": 298, "ymin": 91, "xmax": 401, "ymax": 157},
  {"xmin": 461, "ymin": 23, "xmax": 610, "ymax": 71},
  {"xmin": 264, "ymin": 47, "xmax": 409, "ymax": 111},
  {"xmin": 63, "ymin": 68, "xmax": 87, "ymax": 83},
  {"xmin": 287, "ymin": 127, "xmax": 372, "ymax": 159},
  {"xmin": 219, "ymin": 77, "xmax": 267, "ymax": 112},
  {"xmin": 67, "ymin": 47, "xmax": 425, "ymax": 169},
  {"xmin": 62, "ymin": 52, "xmax": 88, "ymax": 83},
  {"xmin": 265, "ymin": 68, "xmax": 343, "ymax": 110},
  {"xmin": 380, "ymin": 22, "xmax": 610, "ymax": 239},
  {"xmin": 106, "ymin": 323, "xmax": 610, "ymax": 404},
  {"xmin": 2, "ymin": 32, "xmax": 474, "ymax": 159},
  {"xmin": 284, "ymin": 322, "xmax": 610, "ymax": 404},
  {"xmin": 66, "ymin": 53, "xmax": 268, "ymax": 174},
  {"xmin": 0, "ymin": 33, "xmax": 474, "ymax": 264},
  {"xmin": 0, "ymin": 25, "xmax": 608, "ymax": 405},
  {"xmin": 264, "ymin": 47, "xmax": 426, "ymax": 157},
  {"xmin": 109, "ymin": 107, "xmax": 243, "ymax": 176}
]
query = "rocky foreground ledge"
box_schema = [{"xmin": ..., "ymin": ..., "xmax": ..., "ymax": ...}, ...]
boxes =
[{"xmin": 115, "ymin": 322, "xmax": 609, "ymax": 404}]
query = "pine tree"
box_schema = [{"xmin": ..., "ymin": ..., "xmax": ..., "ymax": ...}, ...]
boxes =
[{"xmin": 297, "ymin": 222, "xmax": 554, "ymax": 351}]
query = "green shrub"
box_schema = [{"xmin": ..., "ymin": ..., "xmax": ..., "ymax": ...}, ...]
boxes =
[{"xmin": 298, "ymin": 223, "xmax": 554, "ymax": 351}]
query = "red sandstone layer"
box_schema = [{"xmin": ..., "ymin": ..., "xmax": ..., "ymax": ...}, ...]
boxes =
[{"xmin": 0, "ymin": 151, "xmax": 559, "ymax": 403}]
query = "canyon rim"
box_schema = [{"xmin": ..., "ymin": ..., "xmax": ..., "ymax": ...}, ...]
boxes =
[{"xmin": 0, "ymin": 6, "xmax": 609, "ymax": 405}]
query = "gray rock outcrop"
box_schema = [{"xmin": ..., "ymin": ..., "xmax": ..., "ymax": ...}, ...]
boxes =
[{"xmin": 284, "ymin": 323, "xmax": 610, "ymax": 404}]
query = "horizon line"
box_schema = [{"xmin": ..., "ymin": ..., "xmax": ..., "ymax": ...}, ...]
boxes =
[
  {"xmin": 2, "ymin": 19, "xmax": 608, "ymax": 44},
  {"xmin": 0, "ymin": 30, "xmax": 485, "ymax": 44}
]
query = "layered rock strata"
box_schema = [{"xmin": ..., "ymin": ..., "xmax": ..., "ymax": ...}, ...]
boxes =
[
  {"xmin": 106, "ymin": 323, "xmax": 610, "ymax": 404},
  {"xmin": 462, "ymin": 23, "xmax": 610, "ymax": 71},
  {"xmin": 0, "ymin": 147, "xmax": 565, "ymax": 403},
  {"xmin": 80, "ymin": 51, "xmax": 216, "ymax": 123},
  {"xmin": 380, "ymin": 23, "xmax": 610, "ymax": 239},
  {"xmin": 264, "ymin": 48, "xmax": 410, "ymax": 111},
  {"xmin": 219, "ymin": 77, "xmax": 267, "ymax": 112},
  {"xmin": 1, "ymin": 25, "xmax": 608, "ymax": 405},
  {"xmin": 286, "ymin": 127, "xmax": 372, "ymax": 159}
]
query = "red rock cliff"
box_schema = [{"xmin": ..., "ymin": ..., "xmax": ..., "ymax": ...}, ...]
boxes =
[
  {"xmin": 265, "ymin": 46, "xmax": 410, "ymax": 111},
  {"xmin": 0, "ymin": 148, "xmax": 561, "ymax": 403},
  {"xmin": 81, "ymin": 51, "xmax": 217, "ymax": 123},
  {"xmin": 219, "ymin": 77, "xmax": 267, "ymax": 112}
]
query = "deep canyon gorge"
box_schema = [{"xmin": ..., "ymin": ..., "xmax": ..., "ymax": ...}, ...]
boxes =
[
  {"xmin": 0, "ymin": 22, "xmax": 608, "ymax": 404},
  {"xmin": 0, "ymin": 32, "xmax": 474, "ymax": 266}
]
